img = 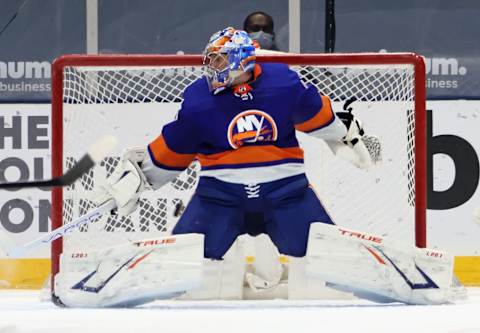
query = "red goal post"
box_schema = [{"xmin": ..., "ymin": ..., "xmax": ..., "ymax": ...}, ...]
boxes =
[{"xmin": 50, "ymin": 53, "xmax": 426, "ymax": 286}]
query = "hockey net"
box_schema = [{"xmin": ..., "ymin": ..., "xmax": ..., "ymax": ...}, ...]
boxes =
[{"xmin": 51, "ymin": 53, "xmax": 426, "ymax": 294}]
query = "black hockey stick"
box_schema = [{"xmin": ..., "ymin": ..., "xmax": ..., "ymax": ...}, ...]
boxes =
[{"xmin": 0, "ymin": 135, "xmax": 118, "ymax": 190}]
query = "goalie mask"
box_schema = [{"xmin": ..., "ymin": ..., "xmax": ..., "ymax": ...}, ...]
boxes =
[{"xmin": 203, "ymin": 27, "xmax": 256, "ymax": 94}]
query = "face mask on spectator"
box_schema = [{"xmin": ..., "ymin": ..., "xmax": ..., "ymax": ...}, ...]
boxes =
[{"xmin": 248, "ymin": 31, "xmax": 274, "ymax": 50}]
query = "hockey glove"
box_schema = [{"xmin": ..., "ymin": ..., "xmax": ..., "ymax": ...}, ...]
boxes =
[
  {"xmin": 336, "ymin": 100, "xmax": 382, "ymax": 169},
  {"xmin": 95, "ymin": 147, "xmax": 151, "ymax": 216}
]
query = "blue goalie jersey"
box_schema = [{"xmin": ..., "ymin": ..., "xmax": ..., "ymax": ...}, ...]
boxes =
[
  {"xmin": 148, "ymin": 62, "xmax": 334, "ymax": 184},
  {"xmin": 146, "ymin": 62, "xmax": 337, "ymax": 259}
]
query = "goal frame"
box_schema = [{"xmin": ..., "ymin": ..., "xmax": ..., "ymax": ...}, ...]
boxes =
[{"xmin": 50, "ymin": 52, "xmax": 427, "ymax": 286}]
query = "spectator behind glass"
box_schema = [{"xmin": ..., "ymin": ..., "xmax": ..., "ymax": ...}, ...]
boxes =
[{"xmin": 243, "ymin": 11, "xmax": 279, "ymax": 51}]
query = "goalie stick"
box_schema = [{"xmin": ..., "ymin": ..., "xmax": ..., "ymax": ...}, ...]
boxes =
[
  {"xmin": 4, "ymin": 199, "xmax": 117, "ymax": 257},
  {"xmin": 0, "ymin": 135, "xmax": 118, "ymax": 190},
  {"xmin": 0, "ymin": 135, "xmax": 118, "ymax": 257},
  {"xmin": 4, "ymin": 181, "xmax": 192, "ymax": 257}
]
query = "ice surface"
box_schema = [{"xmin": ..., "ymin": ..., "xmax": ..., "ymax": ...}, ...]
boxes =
[{"xmin": 0, "ymin": 289, "xmax": 479, "ymax": 333}]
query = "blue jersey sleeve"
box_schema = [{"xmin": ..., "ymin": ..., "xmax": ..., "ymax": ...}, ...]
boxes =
[
  {"xmin": 289, "ymin": 69, "xmax": 335, "ymax": 133},
  {"xmin": 148, "ymin": 97, "xmax": 199, "ymax": 171},
  {"xmin": 162, "ymin": 104, "xmax": 199, "ymax": 154},
  {"xmin": 288, "ymin": 69, "xmax": 323, "ymax": 124}
]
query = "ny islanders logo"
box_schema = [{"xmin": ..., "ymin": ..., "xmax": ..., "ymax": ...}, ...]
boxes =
[{"xmin": 227, "ymin": 110, "xmax": 278, "ymax": 149}]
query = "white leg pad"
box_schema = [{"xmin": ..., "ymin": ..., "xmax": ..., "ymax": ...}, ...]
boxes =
[
  {"xmin": 176, "ymin": 237, "xmax": 246, "ymax": 300},
  {"xmin": 306, "ymin": 223, "xmax": 462, "ymax": 305},
  {"xmin": 55, "ymin": 233, "xmax": 204, "ymax": 307},
  {"xmin": 288, "ymin": 256, "xmax": 355, "ymax": 300},
  {"xmin": 244, "ymin": 235, "xmax": 283, "ymax": 292}
]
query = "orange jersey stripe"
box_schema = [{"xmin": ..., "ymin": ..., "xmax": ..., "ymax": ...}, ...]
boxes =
[
  {"xmin": 251, "ymin": 63, "xmax": 262, "ymax": 81},
  {"xmin": 241, "ymin": 55, "xmax": 257, "ymax": 67},
  {"xmin": 149, "ymin": 135, "xmax": 196, "ymax": 169},
  {"xmin": 197, "ymin": 145, "xmax": 304, "ymax": 168},
  {"xmin": 294, "ymin": 95, "xmax": 334, "ymax": 132},
  {"xmin": 232, "ymin": 128, "xmax": 271, "ymax": 142}
]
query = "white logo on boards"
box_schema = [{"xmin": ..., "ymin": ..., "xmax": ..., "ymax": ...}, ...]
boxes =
[{"xmin": 0, "ymin": 61, "xmax": 51, "ymax": 79}]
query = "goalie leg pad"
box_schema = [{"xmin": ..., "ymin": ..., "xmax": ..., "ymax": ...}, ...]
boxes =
[
  {"xmin": 305, "ymin": 223, "xmax": 460, "ymax": 305},
  {"xmin": 54, "ymin": 233, "xmax": 204, "ymax": 307},
  {"xmin": 177, "ymin": 237, "xmax": 246, "ymax": 300}
]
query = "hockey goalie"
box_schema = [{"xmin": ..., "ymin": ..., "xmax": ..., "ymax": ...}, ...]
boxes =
[{"xmin": 54, "ymin": 27, "xmax": 463, "ymax": 307}]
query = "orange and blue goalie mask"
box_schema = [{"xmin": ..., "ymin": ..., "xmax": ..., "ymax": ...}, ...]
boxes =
[{"xmin": 203, "ymin": 27, "xmax": 256, "ymax": 94}]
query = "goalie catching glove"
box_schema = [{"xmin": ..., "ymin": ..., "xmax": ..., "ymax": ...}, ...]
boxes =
[
  {"xmin": 335, "ymin": 102, "xmax": 382, "ymax": 169},
  {"xmin": 95, "ymin": 147, "xmax": 151, "ymax": 216}
]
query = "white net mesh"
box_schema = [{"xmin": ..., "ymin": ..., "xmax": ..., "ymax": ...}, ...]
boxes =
[{"xmin": 56, "ymin": 58, "xmax": 419, "ymax": 261}]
